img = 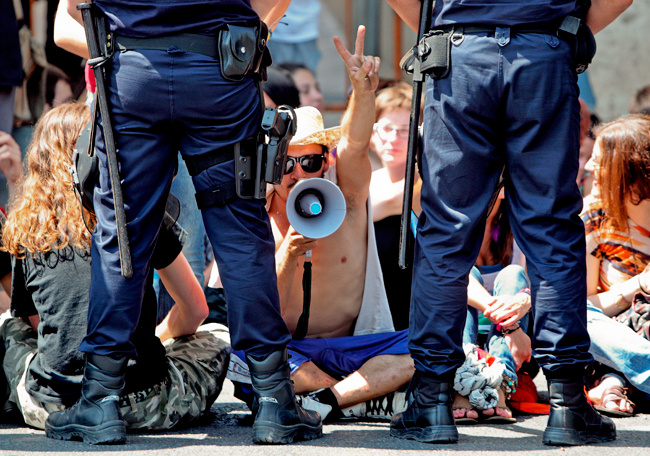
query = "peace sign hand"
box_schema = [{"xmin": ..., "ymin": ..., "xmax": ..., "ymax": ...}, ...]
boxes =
[{"xmin": 333, "ymin": 25, "xmax": 381, "ymax": 94}]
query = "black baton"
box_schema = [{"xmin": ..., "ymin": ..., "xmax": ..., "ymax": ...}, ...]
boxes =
[
  {"xmin": 78, "ymin": 3, "xmax": 133, "ymax": 279},
  {"xmin": 398, "ymin": 0, "xmax": 435, "ymax": 269}
]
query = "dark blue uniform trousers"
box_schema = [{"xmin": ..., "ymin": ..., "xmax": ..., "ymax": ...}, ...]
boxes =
[
  {"xmin": 411, "ymin": 28, "xmax": 592, "ymax": 379},
  {"xmin": 79, "ymin": 48, "xmax": 291, "ymax": 358}
]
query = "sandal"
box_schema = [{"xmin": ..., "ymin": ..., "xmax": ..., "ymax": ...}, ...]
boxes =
[
  {"xmin": 483, "ymin": 405, "xmax": 517, "ymax": 424},
  {"xmin": 482, "ymin": 388, "xmax": 516, "ymax": 424},
  {"xmin": 593, "ymin": 384, "xmax": 635, "ymax": 418},
  {"xmin": 453, "ymin": 393, "xmax": 479, "ymax": 425}
]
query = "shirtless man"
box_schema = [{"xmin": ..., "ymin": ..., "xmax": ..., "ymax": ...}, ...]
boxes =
[
  {"xmin": 271, "ymin": 26, "xmax": 415, "ymax": 420},
  {"xmin": 223, "ymin": 27, "xmax": 414, "ymax": 421}
]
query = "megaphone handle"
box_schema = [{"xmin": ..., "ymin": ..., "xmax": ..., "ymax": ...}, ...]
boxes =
[{"xmin": 293, "ymin": 250, "xmax": 312, "ymax": 340}]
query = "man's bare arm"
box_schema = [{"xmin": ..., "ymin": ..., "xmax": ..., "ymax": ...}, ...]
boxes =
[
  {"xmin": 63, "ymin": 0, "xmax": 85, "ymax": 25},
  {"xmin": 275, "ymin": 228, "xmax": 317, "ymax": 323},
  {"xmin": 386, "ymin": 0, "xmax": 421, "ymax": 33},
  {"xmin": 155, "ymin": 253, "xmax": 209, "ymax": 342},
  {"xmin": 260, "ymin": 0, "xmax": 291, "ymax": 30},
  {"xmin": 586, "ymin": 0, "xmax": 633, "ymax": 34},
  {"xmin": 54, "ymin": 0, "xmax": 89, "ymax": 58},
  {"xmin": 250, "ymin": 0, "xmax": 281, "ymax": 21},
  {"xmin": 333, "ymin": 26, "xmax": 380, "ymax": 206}
]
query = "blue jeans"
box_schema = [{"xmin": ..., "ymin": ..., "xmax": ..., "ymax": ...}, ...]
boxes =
[
  {"xmin": 156, "ymin": 153, "xmax": 207, "ymax": 324},
  {"xmin": 81, "ymin": 49, "xmax": 290, "ymax": 358},
  {"xmin": 587, "ymin": 301, "xmax": 650, "ymax": 395},
  {"xmin": 463, "ymin": 265, "xmax": 530, "ymax": 385},
  {"xmin": 410, "ymin": 29, "xmax": 590, "ymax": 379}
]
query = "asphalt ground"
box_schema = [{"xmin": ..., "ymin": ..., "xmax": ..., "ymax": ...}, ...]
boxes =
[{"xmin": 2, "ymin": 375, "xmax": 649, "ymax": 456}]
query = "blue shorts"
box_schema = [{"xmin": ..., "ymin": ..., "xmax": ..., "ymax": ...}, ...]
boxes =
[
  {"xmin": 229, "ymin": 330, "xmax": 409, "ymax": 382},
  {"xmin": 287, "ymin": 329, "xmax": 409, "ymax": 379}
]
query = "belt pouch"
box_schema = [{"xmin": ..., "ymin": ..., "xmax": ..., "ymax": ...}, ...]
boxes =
[
  {"xmin": 420, "ymin": 31, "xmax": 452, "ymax": 80},
  {"xmin": 218, "ymin": 23, "xmax": 263, "ymax": 81}
]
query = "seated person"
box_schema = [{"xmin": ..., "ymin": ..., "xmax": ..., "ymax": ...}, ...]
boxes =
[
  {"xmin": 581, "ymin": 114, "xmax": 650, "ymax": 416},
  {"xmin": 262, "ymin": 67, "xmax": 301, "ymax": 109},
  {"xmin": 368, "ymin": 81, "xmax": 422, "ymax": 330},
  {"xmin": 629, "ymin": 85, "xmax": 650, "ymax": 116},
  {"xmin": 457, "ymin": 188, "xmax": 533, "ymax": 424},
  {"xmin": 213, "ymin": 28, "xmax": 414, "ymax": 421},
  {"xmin": 0, "ymin": 102, "xmax": 230, "ymax": 434},
  {"xmin": 0, "ymin": 130, "xmax": 21, "ymax": 312},
  {"xmin": 277, "ymin": 62, "xmax": 324, "ymax": 112}
]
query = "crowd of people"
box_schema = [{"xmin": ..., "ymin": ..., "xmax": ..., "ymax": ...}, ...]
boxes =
[{"xmin": 0, "ymin": 0, "xmax": 647, "ymax": 449}]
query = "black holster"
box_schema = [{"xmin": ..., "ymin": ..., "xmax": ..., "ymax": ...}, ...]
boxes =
[
  {"xmin": 235, "ymin": 105, "xmax": 296, "ymax": 199},
  {"xmin": 188, "ymin": 105, "xmax": 296, "ymax": 208}
]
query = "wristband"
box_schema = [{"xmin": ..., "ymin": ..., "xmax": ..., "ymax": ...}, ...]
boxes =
[
  {"xmin": 500, "ymin": 323, "xmax": 521, "ymax": 336},
  {"xmin": 517, "ymin": 288, "xmax": 531, "ymax": 296}
]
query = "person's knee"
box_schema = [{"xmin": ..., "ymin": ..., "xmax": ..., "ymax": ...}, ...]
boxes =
[
  {"xmin": 385, "ymin": 354, "xmax": 415, "ymax": 380},
  {"xmin": 291, "ymin": 361, "xmax": 337, "ymax": 393},
  {"xmin": 499, "ymin": 264, "xmax": 529, "ymax": 286}
]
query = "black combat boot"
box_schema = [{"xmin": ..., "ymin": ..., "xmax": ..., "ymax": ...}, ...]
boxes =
[
  {"xmin": 45, "ymin": 354, "xmax": 128, "ymax": 445},
  {"xmin": 543, "ymin": 378, "xmax": 616, "ymax": 446},
  {"xmin": 246, "ymin": 349, "xmax": 322, "ymax": 444},
  {"xmin": 390, "ymin": 374, "xmax": 458, "ymax": 443}
]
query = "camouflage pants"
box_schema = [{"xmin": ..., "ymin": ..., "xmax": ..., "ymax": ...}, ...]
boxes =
[{"xmin": 0, "ymin": 312, "xmax": 231, "ymax": 431}]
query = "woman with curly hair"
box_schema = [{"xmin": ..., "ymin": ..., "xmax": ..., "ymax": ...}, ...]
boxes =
[
  {"xmin": 3, "ymin": 102, "xmax": 93, "ymax": 256},
  {"xmin": 581, "ymin": 114, "xmax": 650, "ymax": 417},
  {"xmin": 0, "ymin": 102, "xmax": 230, "ymax": 438}
]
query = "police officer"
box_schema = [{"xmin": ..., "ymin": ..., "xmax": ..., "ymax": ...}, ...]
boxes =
[
  {"xmin": 386, "ymin": 0, "xmax": 632, "ymax": 446},
  {"xmin": 46, "ymin": 0, "xmax": 321, "ymax": 445}
]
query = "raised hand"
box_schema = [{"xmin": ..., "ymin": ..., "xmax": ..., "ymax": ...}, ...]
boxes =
[
  {"xmin": 0, "ymin": 131, "xmax": 22, "ymax": 186},
  {"xmin": 333, "ymin": 25, "xmax": 381, "ymax": 94}
]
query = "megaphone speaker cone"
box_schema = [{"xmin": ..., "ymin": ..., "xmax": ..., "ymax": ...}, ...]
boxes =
[{"xmin": 286, "ymin": 178, "xmax": 346, "ymax": 239}]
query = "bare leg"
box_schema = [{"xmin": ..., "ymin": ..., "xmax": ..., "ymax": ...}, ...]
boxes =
[
  {"xmin": 292, "ymin": 355, "xmax": 414, "ymax": 408},
  {"xmin": 331, "ymin": 355, "xmax": 414, "ymax": 408},
  {"xmin": 292, "ymin": 361, "xmax": 338, "ymax": 394}
]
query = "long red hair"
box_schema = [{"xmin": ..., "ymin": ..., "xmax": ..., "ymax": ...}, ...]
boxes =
[{"xmin": 2, "ymin": 102, "xmax": 94, "ymax": 257}]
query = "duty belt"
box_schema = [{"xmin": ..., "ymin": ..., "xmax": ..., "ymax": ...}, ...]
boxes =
[
  {"xmin": 434, "ymin": 24, "xmax": 559, "ymax": 37},
  {"xmin": 112, "ymin": 33, "xmax": 219, "ymax": 59}
]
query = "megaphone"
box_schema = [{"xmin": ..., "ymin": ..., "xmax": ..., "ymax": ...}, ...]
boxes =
[{"xmin": 286, "ymin": 178, "xmax": 346, "ymax": 239}]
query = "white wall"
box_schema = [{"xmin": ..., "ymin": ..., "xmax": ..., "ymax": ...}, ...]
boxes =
[{"xmin": 587, "ymin": 2, "xmax": 650, "ymax": 120}]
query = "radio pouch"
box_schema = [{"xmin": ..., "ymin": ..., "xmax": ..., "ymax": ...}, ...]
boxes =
[
  {"xmin": 400, "ymin": 30, "xmax": 452, "ymax": 80},
  {"xmin": 419, "ymin": 30, "xmax": 452, "ymax": 80},
  {"xmin": 573, "ymin": 22, "xmax": 596, "ymax": 74},
  {"xmin": 557, "ymin": 15, "xmax": 596, "ymax": 74}
]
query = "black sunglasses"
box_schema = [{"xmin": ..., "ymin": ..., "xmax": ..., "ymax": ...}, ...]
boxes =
[{"xmin": 284, "ymin": 153, "xmax": 326, "ymax": 175}]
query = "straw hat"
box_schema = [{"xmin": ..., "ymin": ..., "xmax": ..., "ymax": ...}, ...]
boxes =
[{"xmin": 290, "ymin": 106, "xmax": 341, "ymax": 151}]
